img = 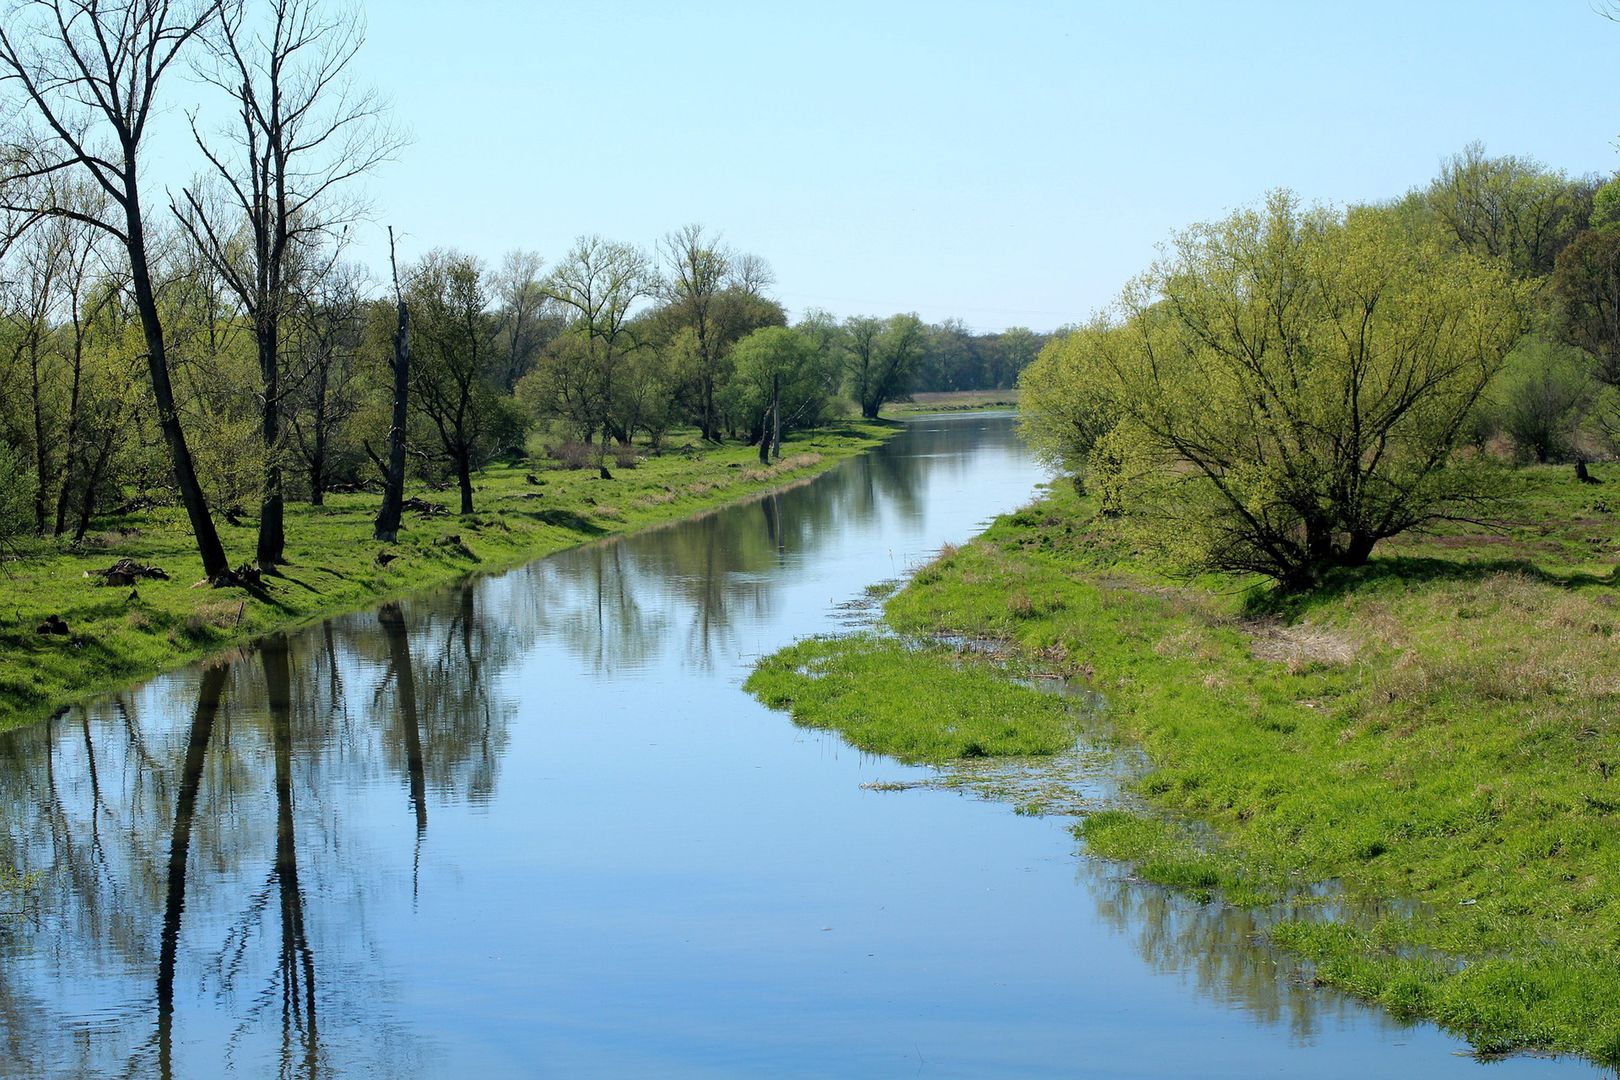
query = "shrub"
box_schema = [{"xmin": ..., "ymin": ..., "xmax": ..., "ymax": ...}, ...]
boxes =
[{"xmin": 548, "ymin": 441, "xmax": 594, "ymax": 470}]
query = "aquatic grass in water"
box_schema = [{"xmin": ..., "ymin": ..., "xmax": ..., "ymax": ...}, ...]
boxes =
[{"xmin": 744, "ymin": 634, "xmax": 1080, "ymax": 764}]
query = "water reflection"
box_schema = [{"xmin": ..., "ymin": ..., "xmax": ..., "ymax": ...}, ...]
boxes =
[
  {"xmin": 0, "ymin": 578, "xmax": 526, "ymax": 1077},
  {"xmin": 512, "ymin": 419, "xmax": 1014, "ymax": 675}
]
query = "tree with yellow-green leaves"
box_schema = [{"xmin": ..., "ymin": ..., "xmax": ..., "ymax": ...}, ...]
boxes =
[{"xmin": 1021, "ymin": 191, "xmax": 1526, "ymax": 588}]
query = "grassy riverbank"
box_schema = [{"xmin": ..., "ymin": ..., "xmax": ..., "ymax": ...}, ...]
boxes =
[
  {"xmin": 751, "ymin": 462, "xmax": 1620, "ymax": 1065},
  {"xmin": 0, "ymin": 421, "xmax": 897, "ymax": 733},
  {"xmin": 883, "ymin": 389, "xmax": 1019, "ymax": 415}
]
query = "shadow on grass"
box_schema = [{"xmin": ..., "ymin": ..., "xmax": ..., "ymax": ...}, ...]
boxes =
[
  {"xmin": 263, "ymin": 567, "xmax": 323, "ymax": 596},
  {"xmin": 506, "ymin": 508, "xmax": 608, "ymax": 535},
  {"xmin": 1248, "ymin": 556, "xmax": 1620, "ymax": 619}
]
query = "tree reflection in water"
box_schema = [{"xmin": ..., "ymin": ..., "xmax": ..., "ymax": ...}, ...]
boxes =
[{"xmin": 0, "ymin": 580, "xmax": 520, "ymax": 1078}]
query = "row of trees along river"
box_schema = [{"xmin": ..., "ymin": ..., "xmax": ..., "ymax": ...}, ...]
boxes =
[{"xmin": 0, "ymin": 0, "xmax": 1044, "ymax": 582}]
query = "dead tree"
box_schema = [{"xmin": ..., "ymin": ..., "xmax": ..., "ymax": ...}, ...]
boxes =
[{"xmin": 373, "ymin": 228, "xmax": 409, "ymax": 542}]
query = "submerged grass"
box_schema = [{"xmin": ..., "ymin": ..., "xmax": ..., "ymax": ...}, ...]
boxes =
[
  {"xmin": 750, "ymin": 459, "xmax": 1620, "ymax": 1066},
  {"xmin": 0, "ymin": 421, "xmax": 897, "ymax": 733}
]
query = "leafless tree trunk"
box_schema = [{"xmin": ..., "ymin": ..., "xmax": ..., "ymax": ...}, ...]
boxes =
[{"xmin": 374, "ymin": 228, "xmax": 409, "ymax": 542}]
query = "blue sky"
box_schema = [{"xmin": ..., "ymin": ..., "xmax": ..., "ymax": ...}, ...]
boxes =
[{"xmin": 329, "ymin": 0, "xmax": 1618, "ymax": 331}]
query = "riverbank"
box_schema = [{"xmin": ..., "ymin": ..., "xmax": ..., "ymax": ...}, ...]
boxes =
[
  {"xmin": 751, "ymin": 462, "xmax": 1620, "ymax": 1066},
  {"xmin": 883, "ymin": 389, "xmax": 1019, "ymax": 415},
  {"xmin": 0, "ymin": 420, "xmax": 898, "ymax": 733}
]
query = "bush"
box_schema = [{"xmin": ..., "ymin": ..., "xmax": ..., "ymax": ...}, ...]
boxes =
[
  {"xmin": 1495, "ymin": 339, "xmax": 1596, "ymax": 464},
  {"xmin": 548, "ymin": 441, "xmax": 594, "ymax": 469}
]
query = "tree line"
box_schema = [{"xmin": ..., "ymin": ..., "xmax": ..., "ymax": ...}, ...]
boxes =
[
  {"xmin": 0, "ymin": 0, "xmax": 1039, "ymax": 581},
  {"xmin": 1020, "ymin": 142, "xmax": 1620, "ymax": 587}
]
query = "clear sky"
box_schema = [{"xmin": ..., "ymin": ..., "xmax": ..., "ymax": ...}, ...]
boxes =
[{"xmin": 328, "ymin": 0, "xmax": 1619, "ymax": 332}]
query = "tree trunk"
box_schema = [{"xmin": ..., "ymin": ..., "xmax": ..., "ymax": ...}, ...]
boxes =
[
  {"xmin": 770, "ymin": 372, "xmax": 782, "ymax": 460},
  {"xmin": 73, "ymin": 430, "xmax": 117, "ymax": 542},
  {"xmin": 157, "ymin": 663, "xmax": 228, "ymax": 1076},
  {"xmin": 1342, "ymin": 532, "xmax": 1377, "ymax": 567},
  {"xmin": 456, "ymin": 447, "xmax": 474, "ymax": 515},
  {"xmin": 256, "ymin": 325, "xmax": 285, "ymax": 567},
  {"xmin": 125, "ymin": 187, "xmax": 229, "ymax": 580},
  {"xmin": 29, "ymin": 344, "xmax": 49, "ymax": 536},
  {"xmin": 375, "ymin": 299, "xmax": 410, "ymax": 542}
]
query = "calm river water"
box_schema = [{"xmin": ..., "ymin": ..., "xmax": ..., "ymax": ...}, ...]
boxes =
[{"xmin": 0, "ymin": 414, "xmax": 1604, "ymax": 1078}]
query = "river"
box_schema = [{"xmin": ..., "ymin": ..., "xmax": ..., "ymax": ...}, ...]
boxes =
[{"xmin": 0, "ymin": 413, "xmax": 1601, "ymax": 1078}]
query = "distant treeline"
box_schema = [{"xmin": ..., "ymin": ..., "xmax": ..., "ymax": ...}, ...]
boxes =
[{"xmin": 908, "ymin": 323, "xmax": 1045, "ymax": 393}]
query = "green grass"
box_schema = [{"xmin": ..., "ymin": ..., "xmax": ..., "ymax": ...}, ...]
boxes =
[
  {"xmin": 744, "ymin": 634, "xmax": 1080, "ymax": 764},
  {"xmin": 882, "ymin": 389, "xmax": 1019, "ymax": 415},
  {"xmin": 750, "ymin": 459, "xmax": 1620, "ymax": 1065},
  {"xmin": 0, "ymin": 421, "xmax": 898, "ymax": 733}
]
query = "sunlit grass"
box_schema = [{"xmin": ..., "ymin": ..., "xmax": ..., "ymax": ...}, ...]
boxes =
[{"xmin": 745, "ymin": 634, "xmax": 1079, "ymax": 764}]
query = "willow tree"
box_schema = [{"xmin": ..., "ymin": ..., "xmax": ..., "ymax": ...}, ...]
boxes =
[
  {"xmin": 1027, "ymin": 192, "xmax": 1525, "ymax": 587},
  {"xmin": 844, "ymin": 313, "xmax": 923, "ymax": 419},
  {"xmin": 729, "ymin": 326, "xmax": 835, "ymax": 462},
  {"xmin": 1017, "ymin": 322, "xmax": 1120, "ymax": 488}
]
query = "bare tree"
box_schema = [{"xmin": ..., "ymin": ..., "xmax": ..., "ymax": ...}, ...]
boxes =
[
  {"xmin": 731, "ymin": 251, "xmax": 776, "ymax": 299},
  {"xmin": 372, "ymin": 227, "xmax": 408, "ymax": 541},
  {"xmin": 174, "ymin": 0, "xmax": 397, "ymax": 567},
  {"xmin": 0, "ymin": 0, "xmax": 232, "ymax": 579},
  {"xmin": 659, "ymin": 224, "xmax": 729, "ymax": 440},
  {"xmin": 491, "ymin": 248, "xmax": 551, "ymax": 391},
  {"xmin": 287, "ymin": 260, "xmax": 364, "ymax": 505}
]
